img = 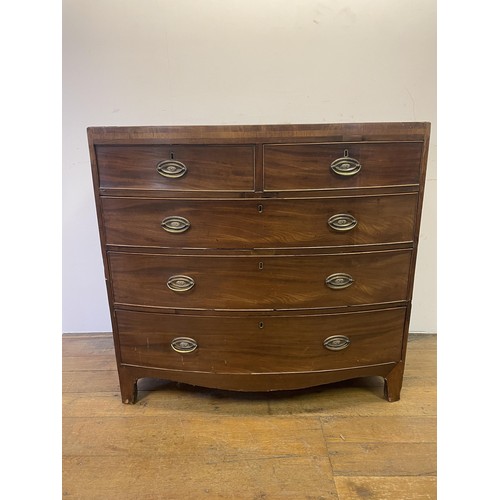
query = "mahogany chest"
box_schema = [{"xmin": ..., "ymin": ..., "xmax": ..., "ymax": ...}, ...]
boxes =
[{"xmin": 88, "ymin": 123, "xmax": 430, "ymax": 404}]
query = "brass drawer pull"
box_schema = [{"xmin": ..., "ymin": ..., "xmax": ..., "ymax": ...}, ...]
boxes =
[
  {"xmin": 161, "ymin": 216, "xmax": 191, "ymax": 233},
  {"xmin": 328, "ymin": 213, "xmax": 357, "ymax": 232},
  {"xmin": 325, "ymin": 273, "xmax": 354, "ymax": 290},
  {"xmin": 167, "ymin": 275, "xmax": 195, "ymax": 292},
  {"xmin": 157, "ymin": 160, "xmax": 188, "ymax": 178},
  {"xmin": 323, "ymin": 335, "xmax": 351, "ymax": 351},
  {"xmin": 171, "ymin": 337, "xmax": 198, "ymax": 353},
  {"xmin": 330, "ymin": 150, "xmax": 361, "ymax": 176}
]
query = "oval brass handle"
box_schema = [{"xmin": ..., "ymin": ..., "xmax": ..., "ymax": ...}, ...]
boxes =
[
  {"xmin": 171, "ymin": 337, "xmax": 198, "ymax": 353},
  {"xmin": 323, "ymin": 335, "xmax": 351, "ymax": 351},
  {"xmin": 167, "ymin": 275, "xmax": 195, "ymax": 292},
  {"xmin": 157, "ymin": 160, "xmax": 187, "ymax": 178},
  {"xmin": 325, "ymin": 273, "xmax": 354, "ymax": 290},
  {"xmin": 330, "ymin": 156, "xmax": 361, "ymax": 176},
  {"xmin": 328, "ymin": 214, "xmax": 357, "ymax": 232},
  {"xmin": 161, "ymin": 216, "xmax": 191, "ymax": 234}
]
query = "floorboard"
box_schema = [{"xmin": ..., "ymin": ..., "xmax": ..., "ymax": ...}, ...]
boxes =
[{"xmin": 62, "ymin": 332, "xmax": 437, "ymax": 499}]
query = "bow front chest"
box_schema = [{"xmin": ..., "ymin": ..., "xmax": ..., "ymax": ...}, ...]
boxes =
[{"xmin": 88, "ymin": 123, "xmax": 430, "ymax": 404}]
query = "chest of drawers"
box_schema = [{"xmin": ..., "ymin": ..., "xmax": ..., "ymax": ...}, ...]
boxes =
[{"xmin": 88, "ymin": 123, "xmax": 430, "ymax": 404}]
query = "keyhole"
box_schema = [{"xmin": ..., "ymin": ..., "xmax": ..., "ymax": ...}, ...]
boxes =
[
  {"xmin": 170, "ymin": 151, "xmax": 175, "ymax": 160},
  {"xmin": 344, "ymin": 149, "xmax": 349, "ymax": 157},
  {"xmin": 258, "ymin": 204, "xmax": 263, "ymax": 213},
  {"xmin": 258, "ymin": 321, "xmax": 264, "ymax": 329},
  {"xmin": 258, "ymin": 262, "xmax": 264, "ymax": 270}
]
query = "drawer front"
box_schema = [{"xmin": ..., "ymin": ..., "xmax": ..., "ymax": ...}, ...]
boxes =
[
  {"xmin": 117, "ymin": 307, "xmax": 405, "ymax": 373},
  {"xmin": 109, "ymin": 250, "xmax": 411, "ymax": 310},
  {"xmin": 263, "ymin": 142, "xmax": 422, "ymax": 191},
  {"xmin": 96, "ymin": 144, "xmax": 255, "ymax": 191},
  {"xmin": 102, "ymin": 194, "xmax": 417, "ymax": 249}
]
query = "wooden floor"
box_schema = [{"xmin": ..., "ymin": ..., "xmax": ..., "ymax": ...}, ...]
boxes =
[{"xmin": 62, "ymin": 333, "xmax": 436, "ymax": 499}]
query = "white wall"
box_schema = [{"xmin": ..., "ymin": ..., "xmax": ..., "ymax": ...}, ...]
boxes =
[{"xmin": 62, "ymin": 0, "xmax": 436, "ymax": 333}]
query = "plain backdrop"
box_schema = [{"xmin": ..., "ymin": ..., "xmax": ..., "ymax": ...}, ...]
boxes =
[{"xmin": 62, "ymin": 0, "xmax": 436, "ymax": 333}]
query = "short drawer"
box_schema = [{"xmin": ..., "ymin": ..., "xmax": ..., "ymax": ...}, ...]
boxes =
[
  {"xmin": 117, "ymin": 307, "xmax": 405, "ymax": 373},
  {"xmin": 95, "ymin": 144, "xmax": 255, "ymax": 191},
  {"xmin": 102, "ymin": 194, "xmax": 418, "ymax": 249},
  {"xmin": 263, "ymin": 142, "xmax": 422, "ymax": 191},
  {"xmin": 108, "ymin": 249, "xmax": 411, "ymax": 310}
]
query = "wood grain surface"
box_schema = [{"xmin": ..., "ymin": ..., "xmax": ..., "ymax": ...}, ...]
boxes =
[
  {"xmin": 116, "ymin": 307, "xmax": 405, "ymax": 373},
  {"xmin": 109, "ymin": 249, "xmax": 412, "ymax": 310},
  {"xmin": 101, "ymin": 193, "xmax": 418, "ymax": 249},
  {"xmin": 96, "ymin": 144, "xmax": 255, "ymax": 191},
  {"xmin": 263, "ymin": 141, "xmax": 422, "ymax": 191}
]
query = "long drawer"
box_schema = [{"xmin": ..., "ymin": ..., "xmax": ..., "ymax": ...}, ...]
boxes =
[
  {"xmin": 263, "ymin": 142, "xmax": 422, "ymax": 191},
  {"xmin": 102, "ymin": 193, "xmax": 417, "ymax": 249},
  {"xmin": 116, "ymin": 307, "xmax": 406, "ymax": 373},
  {"xmin": 108, "ymin": 250, "xmax": 411, "ymax": 310},
  {"xmin": 96, "ymin": 144, "xmax": 255, "ymax": 191}
]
